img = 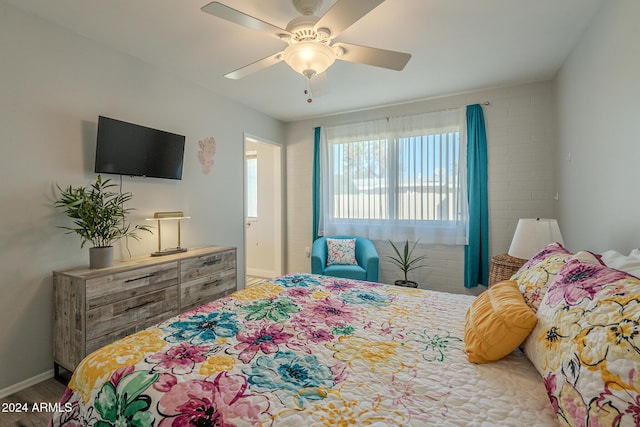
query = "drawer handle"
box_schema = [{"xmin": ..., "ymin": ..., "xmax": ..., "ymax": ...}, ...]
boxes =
[
  {"xmin": 204, "ymin": 279, "xmax": 221, "ymax": 288},
  {"xmin": 124, "ymin": 274, "xmax": 153, "ymax": 283},
  {"xmin": 126, "ymin": 301, "xmax": 153, "ymax": 312},
  {"xmin": 202, "ymin": 259, "xmax": 221, "ymax": 266}
]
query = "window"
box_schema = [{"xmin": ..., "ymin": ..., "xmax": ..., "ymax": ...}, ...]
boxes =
[
  {"xmin": 320, "ymin": 109, "xmax": 468, "ymax": 244},
  {"xmin": 246, "ymin": 151, "xmax": 258, "ymax": 218}
]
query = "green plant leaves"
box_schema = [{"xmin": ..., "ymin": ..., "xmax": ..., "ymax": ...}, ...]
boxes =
[
  {"xmin": 387, "ymin": 240, "xmax": 427, "ymax": 281},
  {"xmin": 54, "ymin": 175, "xmax": 152, "ymax": 248}
]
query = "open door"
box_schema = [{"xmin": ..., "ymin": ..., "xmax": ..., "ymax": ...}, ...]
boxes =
[{"xmin": 244, "ymin": 135, "xmax": 283, "ymax": 280}]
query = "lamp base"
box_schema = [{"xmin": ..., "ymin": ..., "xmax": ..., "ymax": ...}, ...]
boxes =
[{"xmin": 151, "ymin": 247, "xmax": 188, "ymax": 257}]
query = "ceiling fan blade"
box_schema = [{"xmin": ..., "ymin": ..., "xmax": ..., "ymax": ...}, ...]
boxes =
[
  {"xmin": 201, "ymin": 2, "xmax": 291, "ymax": 39},
  {"xmin": 334, "ymin": 42, "xmax": 411, "ymax": 71},
  {"xmin": 224, "ymin": 51, "xmax": 284, "ymax": 79},
  {"xmin": 314, "ymin": 0, "xmax": 385, "ymax": 38}
]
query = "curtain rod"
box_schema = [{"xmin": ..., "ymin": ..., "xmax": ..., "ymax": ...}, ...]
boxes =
[
  {"xmin": 317, "ymin": 102, "xmax": 490, "ymax": 129},
  {"xmin": 401, "ymin": 101, "xmax": 490, "ymax": 115}
]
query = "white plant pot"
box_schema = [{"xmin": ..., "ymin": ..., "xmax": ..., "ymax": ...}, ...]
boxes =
[{"xmin": 89, "ymin": 246, "xmax": 114, "ymax": 269}]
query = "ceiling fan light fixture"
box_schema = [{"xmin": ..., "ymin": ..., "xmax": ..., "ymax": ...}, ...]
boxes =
[
  {"xmin": 202, "ymin": 0, "xmax": 412, "ymax": 82},
  {"xmin": 283, "ymin": 41, "xmax": 336, "ymax": 78}
]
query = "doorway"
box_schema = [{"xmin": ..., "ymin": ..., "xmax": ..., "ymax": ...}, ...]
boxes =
[{"xmin": 244, "ymin": 135, "xmax": 283, "ymax": 282}]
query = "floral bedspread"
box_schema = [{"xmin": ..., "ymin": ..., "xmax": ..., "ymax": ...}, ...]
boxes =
[{"xmin": 50, "ymin": 274, "xmax": 557, "ymax": 426}]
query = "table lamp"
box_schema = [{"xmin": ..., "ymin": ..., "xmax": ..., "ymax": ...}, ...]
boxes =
[
  {"xmin": 146, "ymin": 211, "xmax": 190, "ymax": 256},
  {"xmin": 508, "ymin": 218, "xmax": 564, "ymax": 260}
]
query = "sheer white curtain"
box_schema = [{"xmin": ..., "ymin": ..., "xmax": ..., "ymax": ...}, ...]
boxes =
[{"xmin": 319, "ymin": 108, "xmax": 468, "ymax": 244}]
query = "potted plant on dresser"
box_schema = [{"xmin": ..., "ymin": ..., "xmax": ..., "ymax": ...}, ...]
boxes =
[
  {"xmin": 387, "ymin": 240, "xmax": 427, "ymax": 288},
  {"xmin": 54, "ymin": 175, "xmax": 152, "ymax": 268}
]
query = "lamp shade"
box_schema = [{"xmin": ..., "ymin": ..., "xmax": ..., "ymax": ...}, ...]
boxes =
[
  {"xmin": 283, "ymin": 41, "xmax": 336, "ymax": 77},
  {"xmin": 507, "ymin": 218, "xmax": 564, "ymax": 260}
]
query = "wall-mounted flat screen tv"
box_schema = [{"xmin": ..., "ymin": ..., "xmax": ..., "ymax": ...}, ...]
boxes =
[{"xmin": 95, "ymin": 116, "xmax": 186, "ymax": 180}]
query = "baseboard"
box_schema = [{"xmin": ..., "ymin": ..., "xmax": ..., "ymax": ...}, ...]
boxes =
[
  {"xmin": 247, "ymin": 268, "xmax": 275, "ymax": 278},
  {"xmin": 0, "ymin": 369, "xmax": 54, "ymax": 399}
]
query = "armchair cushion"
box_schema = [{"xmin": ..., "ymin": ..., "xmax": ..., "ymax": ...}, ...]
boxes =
[
  {"xmin": 326, "ymin": 238, "xmax": 358, "ymax": 265},
  {"xmin": 324, "ymin": 264, "xmax": 367, "ymax": 281}
]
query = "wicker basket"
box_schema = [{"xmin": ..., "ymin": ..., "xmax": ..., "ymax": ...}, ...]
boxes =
[{"xmin": 488, "ymin": 253, "xmax": 527, "ymax": 287}]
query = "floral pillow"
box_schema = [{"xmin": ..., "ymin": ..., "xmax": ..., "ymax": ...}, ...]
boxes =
[
  {"xmin": 510, "ymin": 242, "xmax": 573, "ymax": 312},
  {"xmin": 326, "ymin": 238, "xmax": 358, "ymax": 266},
  {"xmin": 523, "ymin": 258, "xmax": 640, "ymax": 426}
]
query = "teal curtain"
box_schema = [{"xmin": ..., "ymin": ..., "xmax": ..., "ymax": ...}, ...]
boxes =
[
  {"xmin": 464, "ymin": 104, "xmax": 489, "ymax": 288},
  {"xmin": 312, "ymin": 127, "xmax": 321, "ymax": 242}
]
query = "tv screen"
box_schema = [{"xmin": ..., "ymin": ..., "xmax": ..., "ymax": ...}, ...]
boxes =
[{"xmin": 95, "ymin": 116, "xmax": 186, "ymax": 180}]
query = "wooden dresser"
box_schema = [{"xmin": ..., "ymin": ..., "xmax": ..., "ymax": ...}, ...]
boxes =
[{"xmin": 53, "ymin": 246, "xmax": 236, "ymax": 376}]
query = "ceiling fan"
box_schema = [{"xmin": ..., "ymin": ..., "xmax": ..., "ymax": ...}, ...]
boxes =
[{"xmin": 201, "ymin": 0, "xmax": 412, "ymax": 98}]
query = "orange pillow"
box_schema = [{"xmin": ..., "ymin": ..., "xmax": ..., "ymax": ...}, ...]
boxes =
[{"xmin": 464, "ymin": 280, "xmax": 537, "ymax": 363}]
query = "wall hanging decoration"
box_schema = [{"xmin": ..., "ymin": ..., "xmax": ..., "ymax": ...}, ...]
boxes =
[{"xmin": 198, "ymin": 137, "xmax": 216, "ymax": 174}]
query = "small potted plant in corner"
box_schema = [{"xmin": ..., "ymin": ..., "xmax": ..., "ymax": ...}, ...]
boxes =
[
  {"xmin": 54, "ymin": 175, "xmax": 152, "ymax": 269},
  {"xmin": 387, "ymin": 239, "xmax": 428, "ymax": 288}
]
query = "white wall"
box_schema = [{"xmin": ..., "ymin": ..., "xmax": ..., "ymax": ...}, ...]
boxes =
[
  {"xmin": 555, "ymin": 0, "xmax": 640, "ymax": 254},
  {"xmin": 0, "ymin": 2, "xmax": 283, "ymax": 392},
  {"xmin": 285, "ymin": 81, "xmax": 557, "ymax": 295}
]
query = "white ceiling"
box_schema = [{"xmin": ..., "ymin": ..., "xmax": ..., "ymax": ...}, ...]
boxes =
[{"xmin": 4, "ymin": 0, "xmax": 604, "ymax": 122}]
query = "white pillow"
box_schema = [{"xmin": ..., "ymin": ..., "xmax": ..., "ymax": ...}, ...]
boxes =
[
  {"xmin": 601, "ymin": 248, "xmax": 640, "ymax": 277},
  {"xmin": 326, "ymin": 238, "xmax": 358, "ymax": 266}
]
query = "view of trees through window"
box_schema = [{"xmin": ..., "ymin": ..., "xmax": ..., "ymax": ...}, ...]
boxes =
[{"xmin": 331, "ymin": 131, "xmax": 461, "ymax": 223}]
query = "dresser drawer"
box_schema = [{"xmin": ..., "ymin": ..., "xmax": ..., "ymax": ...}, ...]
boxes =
[
  {"xmin": 181, "ymin": 249, "xmax": 236, "ymax": 282},
  {"xmin": 86, "ymin": 286, "xmax": 178, "ymax": 340},
  {"xmin": 86, "ymin": 310, "xmax": 174, "ymax": 355},
  {"xmin": 181, "ymin": 268, "xmax": 237, "ymax": 311},
  {"xmin": 86, "ymin": 262, "xmax": 178, "ymax": 310}
]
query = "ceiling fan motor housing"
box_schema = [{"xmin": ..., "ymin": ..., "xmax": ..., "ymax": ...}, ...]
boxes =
[
  {"xmin": 284, "ymin": 11, "xmax": 336, "ymax": 77},
  {"xmin": 286, "ymin": 15, "xmax": 330, "ymax": 42}
]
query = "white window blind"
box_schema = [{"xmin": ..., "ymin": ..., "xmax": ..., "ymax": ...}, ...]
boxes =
[{"xmin": 320, "ymin": 109, "xmax": 469, "ymax": 244}]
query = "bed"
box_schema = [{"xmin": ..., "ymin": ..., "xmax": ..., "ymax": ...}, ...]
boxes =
[{"xmin": 49, "ymin": 272, "xmax": 560, "ymax": 426}]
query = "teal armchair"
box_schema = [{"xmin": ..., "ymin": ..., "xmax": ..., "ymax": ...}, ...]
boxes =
[{"xmin": 311, "ymin": 235, "xmax": 379, "ymax": 282}]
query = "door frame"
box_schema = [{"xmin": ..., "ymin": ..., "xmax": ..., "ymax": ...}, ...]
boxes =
[{"xmin": 243, "ymin": 133, "xmax": 285, "ymax": 282}]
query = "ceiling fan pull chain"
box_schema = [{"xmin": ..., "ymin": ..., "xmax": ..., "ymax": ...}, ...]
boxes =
[{"xmin": 304, "ymin": 78, "xmax": 313, "ymax": 103}]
